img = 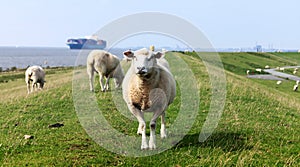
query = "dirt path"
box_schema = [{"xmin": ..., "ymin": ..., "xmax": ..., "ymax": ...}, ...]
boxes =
[{"xmin": 263, "ymin": 66, "xmax": 300, "ymax": 81}]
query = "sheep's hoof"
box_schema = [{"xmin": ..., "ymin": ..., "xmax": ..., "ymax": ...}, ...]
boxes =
[
  {"xmin": 149, "ymin": 137, "xmax": 156, "ymax": 150},
  {"xmin": 160, "ymin": 131, "xmax": 167, "ymax": 139},
  {"xmin": 137, "ymin": 130, "xmax": 143, "ymax": 135},
  {"xmin": 161, "ymin": 134, "xmax": 167, "ymax": 139},
  {"xmin": 141, "ymin": 144, "xmax": 148, "ymax": 150},
  {"xmin": 149, "ymin": 143, "xmax": 156, "ymax": 150}
]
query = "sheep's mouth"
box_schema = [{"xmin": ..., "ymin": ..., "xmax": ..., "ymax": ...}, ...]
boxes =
[
  {"xmin": 137, "ymin": 72, "xmax": 152, "ymax": 79},
  {"xmin": 137, "ymin": 71, "xmax": 147, "ymax": 75}
]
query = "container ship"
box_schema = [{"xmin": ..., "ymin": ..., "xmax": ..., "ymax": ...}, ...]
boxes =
[{"xmin": 66, "ymin": 36, "xmax": 106, "ymax": 49}]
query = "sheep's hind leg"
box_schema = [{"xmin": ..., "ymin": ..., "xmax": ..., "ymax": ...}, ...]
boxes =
[
  {"xmin": 32, "ymin": 82, "xmax": 36, "ymax": 93},
  {"xmin": 27, "ymin": 82, "xmax": 31, "ymax": 94},
  {"xmin": 104, "ymin": 76, "xmax": 110, "ymax": 91},
  {"xmin": 99, "ymin": 75, "xmax": 105, "ymax": 92}
]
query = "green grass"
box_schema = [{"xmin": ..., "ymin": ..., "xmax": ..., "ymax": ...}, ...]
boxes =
[{"xmin": 0, "ymin": 52, "xmax": 299, "ymax": 166}]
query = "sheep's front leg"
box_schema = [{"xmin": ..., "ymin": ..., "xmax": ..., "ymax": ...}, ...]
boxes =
[
  {"xmin": 136, "ymin": 112, "xmax": 144, "ymax": 135},
  {"xmin": 88, "ymin": 71, "xmax": 94, "ymax": 91},
  {"xmin": 129, "ymin": 105, "xmax": 148, "ymax": 149},
  {"xmin": 149, "ymin": 121, "xmax": 156, "ymax": 150},
  {"xmin": 140, "ymin": 121, "xmax": 148, "ymax": 150},
  {"xmin": 136, "ymin": 113, "xmax": 148, "ymax": 150}
]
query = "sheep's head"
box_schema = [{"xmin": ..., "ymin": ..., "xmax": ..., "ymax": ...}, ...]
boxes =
[
  {"xmin": 123, "ymin": 48, "xmax": 164, "ymax": 79},
  {"xmin": 38, "ymin": 80, "xmax": 46, "ymax": 89}
]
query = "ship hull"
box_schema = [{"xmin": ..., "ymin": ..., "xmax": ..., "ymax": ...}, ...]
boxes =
[
  {"xmin": 67, "ymin": 44, "xmax": 106, "ymax": 50},
  {"xmin": 66, "ymin": 37, "xmax": 106, "ymax": 50}
]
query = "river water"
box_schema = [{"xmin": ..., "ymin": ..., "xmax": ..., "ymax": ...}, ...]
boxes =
[{"xmin": 0, "ymin": 47, "xmax": 125, "ymax": 70}]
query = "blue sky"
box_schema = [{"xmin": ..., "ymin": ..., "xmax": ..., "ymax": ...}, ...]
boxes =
[{"xmin": 1, "ymin": 0, "xmax": 299, "ymax": 49}]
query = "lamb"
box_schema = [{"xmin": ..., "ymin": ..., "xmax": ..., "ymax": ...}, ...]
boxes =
[
  {"xmin": 87, "ymin": 50, "xmax": 124, "ymax": 92},
  {"xmin": 122, "ymin": 48, "xmax": 176, "ymax": 150},
  {"xmin": 25, "ymin": 65, "xmax": 46, "ymax": 94}
]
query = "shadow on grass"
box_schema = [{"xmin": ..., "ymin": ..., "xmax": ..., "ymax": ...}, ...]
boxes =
[{"xmin": 175, "ymin": 132, "xmax": 253, "ymax": 152}]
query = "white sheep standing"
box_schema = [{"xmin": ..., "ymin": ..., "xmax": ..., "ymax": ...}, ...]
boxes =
[
  {"xmin": 122, "ymin": 48, "xmax": 176, "ymax": 150},
  {"xmin": 25, "ymin": 65, "xmax": 46, "ymax": 94},
  {"xmin": 294, "ymin": 80, "xmax": 299, "ymax": 91},
  {"xmin": 293, "ymin": 83, "xmax": 298, "ymax": 91},
  {"xmin": 246, "ymin": 70, "xmax": 250, "ymax": 75},
  {"xmin": 87, "ymin": 50, "xmax": 124, "ymax": 92}
]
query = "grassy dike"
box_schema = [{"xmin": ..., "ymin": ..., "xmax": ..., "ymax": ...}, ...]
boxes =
[{"xmin": 0, "ymin": 52, "xmax": 299, "ymax": 166}]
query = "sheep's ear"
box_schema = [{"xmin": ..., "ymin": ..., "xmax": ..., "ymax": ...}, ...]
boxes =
[
  {"xmin": 154, "ymin": 52, "xmax": 164, "ymax": 59},
  {"xmin": 123, "ymin": 50, "xmax": 134, "ymax": 58}
]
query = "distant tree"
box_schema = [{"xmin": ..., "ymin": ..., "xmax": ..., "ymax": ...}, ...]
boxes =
[{"xmin": 10, "ymin": 66, "xmax": 17, "ymax": 71}]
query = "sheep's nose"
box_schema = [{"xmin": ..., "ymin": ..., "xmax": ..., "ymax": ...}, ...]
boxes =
[{"xmin": 137, "ymin": 67, "xmax": 147, "ymax": 74}]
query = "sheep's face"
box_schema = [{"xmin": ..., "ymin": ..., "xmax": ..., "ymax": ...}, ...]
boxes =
[
  {"xmin": 38, "ymin": 80, "xmax": 45, "ymax": 89},
  {"xmin": 123, "ymin": 48, "xmax": 164, "ymax": 78},
  {"xmin": 39, "ymin": 82, "xmax": 45, "ymax": 89}
]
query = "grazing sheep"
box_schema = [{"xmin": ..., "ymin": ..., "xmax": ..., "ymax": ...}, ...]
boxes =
[
  {"xmin": 87, "ymin": 50, "xmax": 124, "ymax": 92},
  {"xmin": 293, "ymin": 80, "xmax": 299, "ymax": 91},
  {"xmin": 279, "ymin": 67, "xmax": 285, "ymax": 71},
  {"xmin": 122, "ymin": 48, "xmax": 176, "ymax": 150},
  {"xmin": 265, "ymin": 65, "xmax": 270, "ymax": 69},
  {"xmin": 276, "ymin": 80, "xmax": 282, "ymax": 85},
  {"xmin": 293, "ymin": 70, "xmax": 297, "ymax": 75},
  {"xmin": 25, "ymin": 65, "xmax": 45, "ymax": 94},
  {"xmin": 293, "ymin": 84, "xmax": 298, "ymax": 91},
  {"xmin": 294, "ymin": 68, "xmax": 298, "ymax": 71},
  {"xmin": 255, "ymin": 68, "xmax": 262, "ymax": 73}
]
